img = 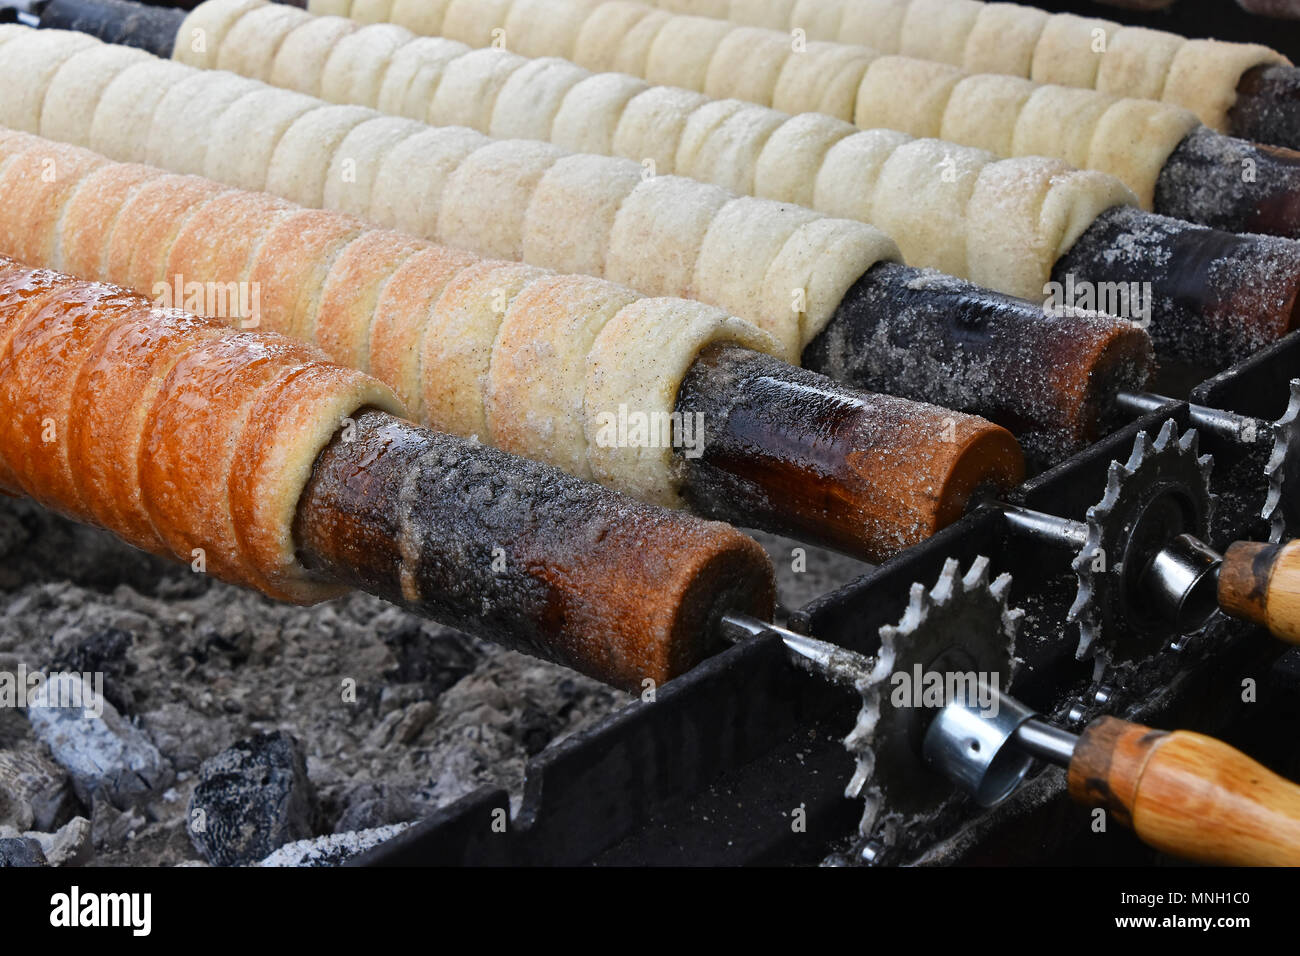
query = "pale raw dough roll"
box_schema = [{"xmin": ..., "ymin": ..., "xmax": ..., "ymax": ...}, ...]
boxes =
[
  {"xmin": 812, "ymin": 127, "xmax": 912, "ymax": 224},
  {"xmin": 572, "ymin": 1, "xmax": 660, "ymax": 72},
  {"xmin": 965, "ymin": 160, "xmax": 1135, "ymax": 301},
  {"xmin": 681, "ymin": 104, "xmax": 780, "ymax": 195},
  {"xmin": 899, "ymin": 0, "xmax": 981, "ymax": 67},
  {"xmin": 248, "ymin": 208, "xmax": 368, "ymax": 343},
  {"xmin": 552, "ymin": 73, "xmax": 650, "ymax": 155},
  {"xmin": 522, "ymin": 154, "xmax": 644, "ymax": 277},
  {"xmin": 379, "ymin": 37, "xmax": 469, "ymax": 118},
  {"xmin": 608, "ymin": 8, "xmax": 675, "ymax": 77},
  {"xmin": 266, "ymin": 105, "xmax": 376, "ymax": 208},
  {"xmin": 323, "ymin": 115, "xmax": 429, "ymax": 219},
  {"xmin": 644, "ymin": 15, "xmax": 733, "ymax": 91},
  {"xmin": 703, "ymin": 28, "xmax": 792, "ymax": 106},
  {"xmin": 731, "ymin": 0, "xmax": 797, "ymax": 30},
  {"xmin": 488, "ymin": 275, "xmax": 640, "ymax": 479},
  {"xmin": 319, "ymin": 23, "xmax": 415, "ymax": 106},
  {"xmin": 89, "ymin": 60, "xmax": 194, "ymax": 165},
  {"xmin": 0, "ymin": 30, "xmax": 98, "ymax": 134},
  {"xmin": 148, "ymin": 72, "xmax": 264, "ymax": 176},
  {"xmin": 371, "ymin": 126, "xmax": 488, "ymax": 241},
  {"xmin": 205, "ymin": 88, "xmax": 325, "ymax": 193},
  {"xmin": 307, "ymin": 0, "xmax": 354, "ymax": 13},
  {"xmin": 270, "ymin": 14, "xmax": 361, "ymax": 96},
  {"xmin": 856, "ymin": 57, "xmax": 963, "ymax": 136},
  {"xmin": 832, "ymin": 0, "xmax": 905, "ymax": 51},
  {"xmin": 41, "ymin": 45, "xmax": 151, "ymax": 148},
  {"xmin": 441, "ymin": 0, "xmax": 514, "ymax": 49},
  {"xmin": 214, "ymin": 2, "xmax": 306, "ymax": 80},
  {"xmin": 692, "ymin": 196, "xmax": 820, "ymax": 358},
  {"xmin": 870, "ymin": 138, "xmax": 987, "ymax": 278},
  {"xmin": 611, "ymin": 85, "xmax": 711, "ymax": 173},
  {"xmin": 368, "ymin": 244, "xmax": 479, "ymax": 418},
  {"xmin": 312, "ymin": 229, "xmax": 427, "ymax": 371},
  {"xmin": 426, "ymin": 47, "xmax": 525, "ymax": 130},
  {"xmin": 489, "ymin": 57, "xmax": 591, "ymax": 141},
  {"xmin": 504, "ymin": 0, "xmax": 606, "ymax": 59},
  {"xmin": 765, "ymin": 216, "xmax": 900, "ymax": 345},
  {"xmin": 1087, "ymin": 100, "xmax": 1198, "ymax": 209},
  {"xmin": 389, "ymin": 0, "xmax": 458, "ymax": 35},
  {"xmin": 963, "ymin": 4, "xmax": 1047, "ymax": 77},
  {"xmin": 173, "ymin": 0, "xmax": 263, "ymax": 69},
  {"xmin": 938, "ymin": 75, "xmax": 1036, "ymax": 158},
  {"xmin": 351, "ymin": 0, "xmax": 396, "ymax": 22},
  {"xmin": 1164, "ymin": 40, "xmax": 1289, "ymax": 133},
  {"xmin": 771, "ymin": 41, "xmax": 875, "ymax": 120},
  {"xmin": 1093, "ymin": 26, "xmax": 1181, "ymax": 103},
  {"xmin": 584, "ymin": 298, "xmax": 777, "ymax": 507},
  {"xmin": 605, "ymin": 175, "xmax": 732, "ymax": 300},
  {"xmin": 420, "ymin": 260, "xmax": 547, "ymax": 440},
  {"xmin": 753, "ymin": 111, "xmax": 855, "ymax": 209},
  {"xmin": 1012, "ymin": 86, "xmax": 1116, "ymax": 173},
  {"xmin": 675, "ymin": 100, "xmax": 784, "ymax": 194},
  {"xmin": 790, "ymin": 0, "xmax": 845, "ymax": 40},
  {"xmin": 438, "ymin": 139, "xmax": 565, "ymax": 261},
  {"xmin": 1029, "ymin": 13, "xmax": 1115, "ymax": 91},
  {"xmin": 229, "ymin": 362, "xmax": 405, "ymax": 601}
]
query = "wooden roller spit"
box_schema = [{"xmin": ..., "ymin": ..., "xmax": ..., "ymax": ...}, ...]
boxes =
[
  {"xmin": 0, "ymin": 130, "xmax": 1023, "ymax": 560},
  {"xmin": 0, "ymin": 255, "xmax": 776, "ymax": 690},
  {"xmin": 36, "ymin": 2, "xmax": 1290, "ymax": 372},
  {"xmin": 236, "ymin": 0, "xmax": 1300, "ymax": 239}
]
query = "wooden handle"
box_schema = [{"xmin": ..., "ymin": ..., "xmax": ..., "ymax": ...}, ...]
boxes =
[
  {"xmin": 1218, "ymin": 540, "xmax": 1300, "ymax": 643},
  {"xmin": 1068, "ymin": 716, "xmax": 1300, "ymax": 866}
]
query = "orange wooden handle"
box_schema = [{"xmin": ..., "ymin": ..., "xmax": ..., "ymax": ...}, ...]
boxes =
[
  {"xmin": 1219, "ymin": 540, "xmax": 1300, "ymax": 643},
  {"xmin": 1068, "ymin": 716, "xmax": 1300, "ymax": 865}
]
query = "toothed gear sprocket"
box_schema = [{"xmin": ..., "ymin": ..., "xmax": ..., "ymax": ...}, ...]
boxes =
[
  {"xmin": 844, "ymin": 556, "xmax": 1021, "ymax": 848},
  {"xmin": 1069, "ymin": 420, "xmax": 1214, "ymax": 664},
  {"xmin": 1263, "ymin": 379, "xmax": 1300, "ymax": 543}
]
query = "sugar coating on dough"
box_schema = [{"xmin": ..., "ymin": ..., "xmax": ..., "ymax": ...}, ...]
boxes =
[
  {"xmin": 856, "ymin": 55, "xmax": 963, "ymax": 137},
  {"xmin": 1163, "ymin": 39, "xmax": 1289, "ymax": 133},
  {"xmin": 522, "ymin": 153, "xmax": 644, "ymax": 277},
  {"xmin": 427, "ymin": 47, "xmax": 526, "ymax": 130},
  {"xmin": 204, "ymin": 88, "xmax": 326, "ymax": 193},
  {"xmin": 436, "ymin": 139, "xmax": 566, "ymax": 261},
  {"xmin": 611, "ymin": 85, "xmax": 711, "ymax": 174},
  {"xmin": 270, "ymin": 15, "xmax": 362, "ymax": 96},
  {"xmin": 174, "ymin": 0, "xmax": 265, "ymax": 70},
  {"xmin": 89, "ymin": 59, "xmax": 194, "ymax": 165},
  {"xmin": 323, "ymin": 114, "xmax": 429, "ymax": 219},
  {"xmin": 553, "ymin": 73, "xmax": 651, "ymax": 156},
  {"xmin": 266, "ymin": 104, "xmax": 377, "ymax": 208},
  {"xmin": 604, "ymin": 175, "xmax": 732, "ymax": 299},
  {"xmin": 753, "ymin": 111, "xmax": 855, "ymax": 208},
  {"xmin": 771, "ymin": 41, "xmax": 875, "ymax": 120},
  {"xmin": 371, "ymin": 125, "xmax": 489, "ymax": 240},
  {"xmin": 488, "ymin": 56, "xmax": 591, "ymax": 141},
  {"xmin": 0, "ymin": 31, "xmax": 101, "ymax": 138},
  {"xmin": 41, "ymin": 45, "xmax": 151, "ymax": 148},
  {"xmin": 488, "ymin": 274, "xmax": 640, "ymax": 478}
]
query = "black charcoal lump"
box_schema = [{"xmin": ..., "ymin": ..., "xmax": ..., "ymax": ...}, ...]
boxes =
[{"xmin": 187, "ymin": 731, "xmax": 318, "ymax": 867}]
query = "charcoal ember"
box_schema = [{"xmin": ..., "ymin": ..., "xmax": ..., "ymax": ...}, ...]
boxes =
[
  {"xmin": 187, "ymin": 731, "xmax": 318, "ymax": 866},
  {"xmin": 5, "ymin": 816, "xmax": 93, "ymax": 867},
  {"xmin": 331, "ymin": 782, "xmax": 418, "ymax": 833},
  {"xmin": 0, "ymin": 746, "xmax": 75, "ymax": 831},
  {"xmin": 90, "ymin": 798, "xmax": 147, "ymax": 853},
  {"xmin": 257, "ymin": 823, "xmax": 411, "ymax": 867},
  {"xmin": 48, "ymin": 626, "xmax": 136, "ymax": 715},
  {"xmin": 381, "ymin": 624, "xmax": 478, "ymax": 696},
  {"xmin": 25, "ymin": 673, "xmax": 173, "ymax": 809},
  {"xmin": 0, "ymin": 836, "xmax": 45, "ymax": 867}
]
